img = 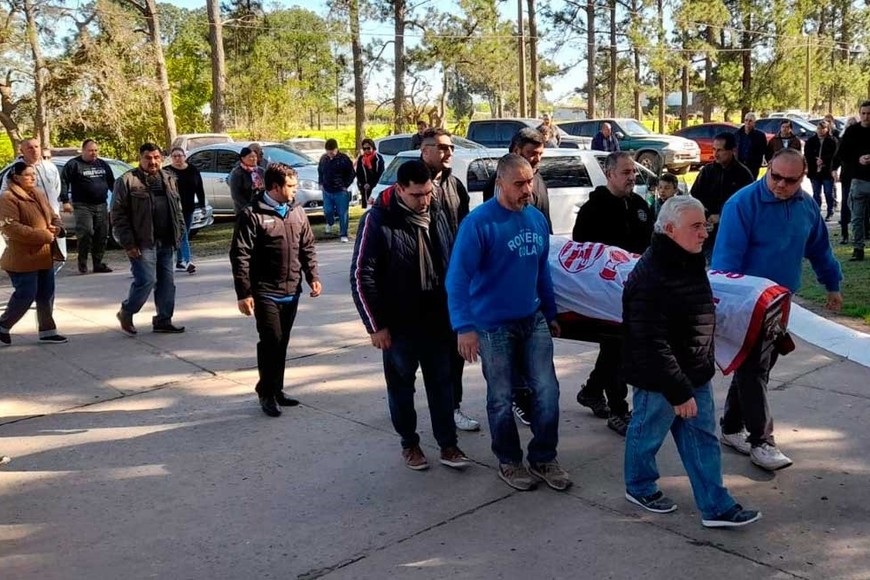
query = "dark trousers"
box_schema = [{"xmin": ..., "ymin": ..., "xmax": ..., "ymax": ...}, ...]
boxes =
[
  {"xmin": 450, "ymin": 346, "xmax": 465, "ymax": 409},
  {"xmin": 383, "ymin": 329, "xmax": 457, "ymax": 450},
  {"xmin": 585, "ymin": 338, "xmax": 629, "ymax": 416},
  {"xmin": 73, "ymin": 202, "xmax": 108, "ymax": 267},
  {"xmin": 253, "ymin": 297, "xmax": 299, "ymax": 399},
  {"xmin": 721, "ymin": 338, "xmax": 779, "ymax": 446},
  {"xmin": 841, "ymin": 179, "xmax": 852, "ymax": 240},
  {"xmin": 0, "ymin": 269, "xmax": 57, "ymax": 335}
]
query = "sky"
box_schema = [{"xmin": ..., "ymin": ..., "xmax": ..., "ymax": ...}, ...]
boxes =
[{"xmin": 164, "ymin": 0, "xmax": 588, "ymax": 108}]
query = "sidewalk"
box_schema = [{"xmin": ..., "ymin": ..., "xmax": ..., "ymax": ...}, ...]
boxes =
[{"xmin": 1, "ymin": 244, "xmax": 869, "ymax": 579}]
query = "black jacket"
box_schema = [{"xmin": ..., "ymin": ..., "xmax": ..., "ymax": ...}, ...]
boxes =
[
  {"xmin": 354, "ymin": 153, "xmax": 385, "ymax": 192},
  {"xmin": 350, "ymin": 192, "xmax": 454, "ymax": 335},
  {"xmin": 428, "ymin": 163, "xmax": 470, "ymax": 236},
  {"xmin": 622, "ymin": 234, "xmax": 716, "ymax": 406},
  {"xmin": 230, "ymin": 193, "xmax": 319, "ymax": 300},
  {"xmin": 690, "ymin": 160, "xmax": 754, "ymax": 216},
  {"xmin": 734, "ymin": 126, "xmax": 768, "ymax": 172},
  {"xmin": 572, "ymin": 186, "xmax": 653, "ymax": 254},
  {"xmin": 804, "ymin": 134, "xmax": 839, "ymax": 181},
  {"xmin": 111, "ymin": 168, "xmax": 184, "ymax": 251},
  {"xmin": 165, "ymin": 164, "xmax": 206, "ymax": 215},
  {"xmin": 837, "ymin": 123, "xmax": 870, "ymax": 182},
  {"xmin": 318, "ymin": 152, "xmax": 355, "ymax": 193},
  {"xmin": 228, "ymin": 165, "xmax": 265, "ymax": 215},
  {"xmin": 482, "ymin": 171, "xmax": 552, "ymax": 234}
]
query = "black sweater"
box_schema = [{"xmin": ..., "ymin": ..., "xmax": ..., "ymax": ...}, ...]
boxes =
[
  {"xmin": 572, "ymin": 186, "xmax": 653, "ymax": 254},
  {"xmin": 836, "ymin": 123, "xmax": 870, "ymax": 182},
  {"xmin": 690, "ymin": 160, "xmax": 754, "ymax": 216},
  {"xmin": 60, "ymin": 157, "xmax": 115, "ymax": 205},
  {"xmin": 622, "ymin": 234, "xmax": 716, "ymax": 405},
  {"xmin": 165, "ymin": 164, "xmax": 206, "ymax": 215}
]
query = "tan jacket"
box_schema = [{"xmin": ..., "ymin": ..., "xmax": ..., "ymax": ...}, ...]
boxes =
[{"xmin": 0, "ymin": 183, "xmax": 63, "ymax": 272}]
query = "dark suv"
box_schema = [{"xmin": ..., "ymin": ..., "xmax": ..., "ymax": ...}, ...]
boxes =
[
  {"xmin": 466, "ymin": 118, "xmax": 589, "ymax": 149},
  {"xmin": 559, "ymin": 118, "xmax": 700, "ymax": 174}
]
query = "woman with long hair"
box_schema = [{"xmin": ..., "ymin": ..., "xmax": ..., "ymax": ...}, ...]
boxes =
[
  {"xmin": 0, "ymin": 162, "xmax": 67, "ymax": 345},
  {"xmin": 354, "ymin": 138, "xmax": 385, "ymax": 209}
]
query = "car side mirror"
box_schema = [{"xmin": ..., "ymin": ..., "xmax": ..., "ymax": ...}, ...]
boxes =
[{"xmin": 615, "ymin": 131, "xmax": 625, "ymax": 140}]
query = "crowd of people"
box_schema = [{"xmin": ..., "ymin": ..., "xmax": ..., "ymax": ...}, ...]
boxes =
[{"xmin": 0, "ymin": 106, "xmax": 861, "ymax": 527}]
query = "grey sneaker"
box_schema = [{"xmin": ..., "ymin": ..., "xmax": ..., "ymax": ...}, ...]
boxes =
[
  {"xmin": 0, "ymin": 456, "xmax": 10, "ymax": 466},
  {"xmin": 702, "ymin": 504, "xmax": 762, "ymax": 528},
  {"xmin": 498, "ymin": 463, "xmax": 537, "ymax": 491},
  {"xmin": 751, "ymin": 443, "xmax": 793, "ymax": 471},
  {"xmin": 453, "ymin": 408, "xmax": 480, "ymax": 432},
  {"xmin": 721, "ymin": 429, "xmax": 752, "ymax": 455},
  {"xmin": 607, "ymin": 412, "xmax": 631, "ymax": 437},
  {"xmin": 529, "ymin": 461, "xmax": 572, "ymax": 491},
  {"xmin": 625, "ymin": 490, "xmax": 678, "ymax": 514}
]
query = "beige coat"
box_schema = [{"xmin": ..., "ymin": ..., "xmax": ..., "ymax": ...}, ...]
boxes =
[{"xmin": 0, "ymin": 182, "xmax": 62, "ymax": 272}]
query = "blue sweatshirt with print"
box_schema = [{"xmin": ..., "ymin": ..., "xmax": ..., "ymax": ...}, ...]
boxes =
[
  {"xmin": 711, "ymin": 178, "xmax": 842, "ymax": 293},
  {"xmin": 447, "ymin": 198, "xmax": 556, "ymax": 333}
]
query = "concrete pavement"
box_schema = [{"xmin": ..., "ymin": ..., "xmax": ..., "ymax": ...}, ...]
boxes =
[{"xmin": 1, "ymin": 243, "xmax": 869, "ymax": 579}]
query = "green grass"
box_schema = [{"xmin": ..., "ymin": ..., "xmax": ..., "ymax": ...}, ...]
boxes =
[
  {"xmin": 191, "ymin": 206, "xmax": 366, "ymax": 259},
  {"xmin": 798, "ymin": 234, "xmax": 870, "ymax": 325}
]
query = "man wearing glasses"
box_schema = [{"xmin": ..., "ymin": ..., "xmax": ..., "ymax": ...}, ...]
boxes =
[
  {"xmin": 350, "ymin": 160, "xmax": 470, "ymax": 471},
  {"xmin": 419, "ymin": 128, "xmax": 478, "ymax": 433},
  {"xmin": 712, "ymin": 148, "xmax": 842, "ymax": 472}
]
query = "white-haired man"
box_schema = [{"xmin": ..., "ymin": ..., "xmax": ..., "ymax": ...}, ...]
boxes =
[{"xmin": 622, "ymin": 195, "xmax": 761, "ymax": 528}]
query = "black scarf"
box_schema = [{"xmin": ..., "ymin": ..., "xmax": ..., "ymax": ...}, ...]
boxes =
[{"xmin": 397, "ymin": 199, "xmax": 438, "ymax": 291}]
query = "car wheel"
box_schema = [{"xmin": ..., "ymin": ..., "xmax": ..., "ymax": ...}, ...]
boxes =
[{"xmin": 637, "ymin": 152, "xmax": 662, "ymax": 174}]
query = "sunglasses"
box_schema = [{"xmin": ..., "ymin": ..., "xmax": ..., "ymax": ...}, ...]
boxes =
[
  {"xmin": 425, "ymin": 144, "xmax": 455, "ymax": 153},
  {"xmin": 768, "ymin": 171, "xmax": 802, "ymax": 185},
  {"xmin": 408, "ymin": 190, "xmax": 434, "ymax": 199},
  {"xmin": 362, "ymin": 147, "xmax": 372, "ymax": 151}
]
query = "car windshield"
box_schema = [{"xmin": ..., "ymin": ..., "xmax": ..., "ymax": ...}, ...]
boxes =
[
  {"xmin": 106, "ymin": 160, "xmax": 133, "ymax": 177},
  {"xmin": 262, "ymin": 145, "xmax": 316, "ymax": 167},
  {"xmin": 452, "ymin": 136, "xmax": 485, "ymax": 150},
  {"xmin": 620, "ymin": 119, "xmax": 652, "ymax": 136}
]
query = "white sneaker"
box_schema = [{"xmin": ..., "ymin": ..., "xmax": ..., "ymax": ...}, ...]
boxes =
[
  {"xmin": 340, "ymin": 236, "xmax": 349, "ymax": 243},
  {"xmin": 453, "ymin": 408, "xmax": 481, "ymax": 432},
  {"xmin": 721, "ymin": 429, "xmax": 752, "ymax": 455},
  {"xmin": 751, "ymin": 443, "xmax": 793, "ymax": 471},
  {"xmin": 324, "ymin": 224, "xmax": 333, "ymax": 234}
]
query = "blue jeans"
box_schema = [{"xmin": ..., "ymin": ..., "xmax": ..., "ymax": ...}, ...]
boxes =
[
  {"xmin": 121, "ymin": 245, "xmax": 176, "ymax": 326},
  {"xmin": 177, "ymin": 213, "xmax": 193, "ymax": 264},
  {"xmin": 323, "ymin": 190, "xmax": 350, "ymax": 236},
  {"xmin": 811, "ymin": 178, "xmax": 835, "ymax": 217},
  {"xmin": 0, "ymin": 269, "xmax": 57, "ymax": 336},
  {"xmin": 382, "ymin": 328, "xmax": 457, "ymax": 450},
  {"xmin": 624, "ymin": 382, "xmax": 736, "ymax": 520},
  {"xmin": 479, "ymin": 311, "xmax": 560, "ymax": 465}
]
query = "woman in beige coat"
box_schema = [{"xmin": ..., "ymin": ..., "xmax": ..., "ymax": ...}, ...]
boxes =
[{"xmin": 0, "ymin": 162, "xmax": 67, "ymax": 345}]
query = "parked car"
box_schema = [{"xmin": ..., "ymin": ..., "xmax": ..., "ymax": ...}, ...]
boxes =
[
  {"xmin": 187, "ymin": 142, "xmax": 352, "ymax": 216},
  {"xmin": 755, "ymin": 117, "xmax": 817, "ymax": 142},
  {"xmin": 284, "ymin": 138, "xmax": 327, "ymax": 162},
  {"xmin": 374, "ymin": 133, "xmax": 486, "ymax": 167},
  {"xmin": 466, "ymin": 118, "xmax": 590, "ymax": 150},
  {"xmin": 672, "ymin": 122, "xmax": 739, "ymax": 165},
  {"xmin": 808, "ymin": 117, "xmax": 847, "ymax": 136},
  {"xmin": 170, "ymin": 133, "xmax": 234, "ymax": 153},
  {"xmin": 0, "ymin": 157, "xmax": 215, "ymax": 243},
  {"xmin": 559, "ymin": 118, "xmax": 700, "ymax": 174},
  {"xmin": 372, "ymin": 149, "xmax": 658, "ymax": 236},
  {"xmin": 766, "ymin": 110, "xmax": 810, "ymax": 120}
]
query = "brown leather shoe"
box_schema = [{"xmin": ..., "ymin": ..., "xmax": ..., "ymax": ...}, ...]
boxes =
[
  {"xmin": 402, "ymin": 445, "xmax": 429, "ymax": 471},
  {"xmin": 439, "ymin": 446, "xmax": 471, "ymax": 469}
]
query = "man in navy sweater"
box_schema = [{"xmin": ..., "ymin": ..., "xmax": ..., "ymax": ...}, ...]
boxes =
[
  {"xmin": 713, "ymin": 148, "xmax": 842, "ymax": 471},
  {"xmin": 447, "ymin": 154, "xmax": 570, "ymax": 493}
]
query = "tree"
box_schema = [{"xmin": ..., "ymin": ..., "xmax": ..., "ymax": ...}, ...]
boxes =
[
  {"xmin": 527, "ymin": 0, "xmax": 539, "ymax": 117},
  {"xmin": 206, "ymin": 0, "xmax": 226, "ymax": 132},
  {"xmin": 22, "ymin": 0, "xmax": 48, "ymax": 147}
]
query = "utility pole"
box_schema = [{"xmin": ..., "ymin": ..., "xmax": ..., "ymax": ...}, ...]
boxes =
[
  {"xmin": 518, "ymin": 0, "xmax": 527, "ymax": 117},
  {"xmin": 805, "ymin": 36, "xmax": 811, "ymax": 113}
]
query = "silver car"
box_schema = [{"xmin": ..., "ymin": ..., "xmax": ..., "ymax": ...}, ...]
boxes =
[{"xmin": 186, "ymin": 142, "xmax": 326, "ymax": 215}]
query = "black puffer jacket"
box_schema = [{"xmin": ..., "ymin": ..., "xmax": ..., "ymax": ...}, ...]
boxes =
[
  {"xmin": 573, "ymin": 186, "xmax": 653, "ymax": 254},
  {"xmin": 350, "ymin": 191, "xmax": 454, "ymax": 335},
  {"xmin": 230, "ymin": 193, "xmax": 319, "ymax": 299},
  {"xmin": 622, "ymin": 234, "xmax": 716, "ymax": 406}
]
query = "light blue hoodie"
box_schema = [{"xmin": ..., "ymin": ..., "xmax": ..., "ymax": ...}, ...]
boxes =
[{"xmin": 711, "ymin": 178, "xmax": 841, "ymax": 293}]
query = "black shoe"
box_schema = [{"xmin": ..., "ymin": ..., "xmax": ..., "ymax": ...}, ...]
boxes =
[
  {"xmin": 840, "ymin": 238, "xmax": 850, "ymax": 245},
  {"xmin": 0, "ymin": 331, "xmax": 10, "ymax": 346},
  {"xmin": 39, "ymin": 334, "xmax": 69, "ymax": 344},
  {"xmin": 607, "ymin": 412, "xmax": 631, "ymax": 437},
  {"xmin": 117, "ymin": 310, "xmax": 137, "ymax": 336},
  {"xmin": 186, "ymin": 263, "xmax": 196, "ymax": 274},
  {"xmin": 577, "ymin": 386, "xmax": 610, "ymax": 419},
  {"xmin": 275, "ymin": 392, "xmax": 300, "ymax": 407},
  {"xmin": 849, "ymin": 248, "xmax": 865, "ymax": 261},
  {"xmin": 78, "ymin": 262, "xmax": 88, "ymax": 274},
  {"xmin": 153, "ymin": 323, "xmax": 185, "ymax": 333},
  {"xmin": 93, "ymin": 263, "xmax": 113, "ymax": 273},
  {"xmin": 512, "ymin": 402, "xmax": 531, "ymax": 426},
  {"xmin": 702, "ymin": 504, "xmax": 762, "ymax": 528},
  {"xmin": 259, "ymin": 396, "xmax": 281, "ymax": 417}
]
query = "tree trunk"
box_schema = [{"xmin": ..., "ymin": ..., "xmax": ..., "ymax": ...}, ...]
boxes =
[
  {"xmin": 608, "ymin": 0, "xmax": 616, "ymax": 116},
  {"xmin": 703, "ymin": 26, "xmax": 714, "ymax": 122},
  {"xmin": 349, "ymin": 0, "xmax": 365, "ymax": 152},
  {"xmin": 586, "ymin": 0, "xmax": 596, "ymax": 119},
  {"xmin": 393, "ymin": 0, "xmax": 406, "ymax": 133},
  {"xmin": 517, "ymin": 0, "xmax": 527, "ymax": 117},
  {"xmin": 0, "ymin": 76, "xmax": 23, "ymax": 150},
  {"xmin": 24, "ymin": 0, "xmax": 49, "ymax": 149},
  {"xmin": 527, "ymin": 0, "xmax": 539, "ymax": 117},
  {"xmin": 631, "ymin": 0, "xmax": 641, "ymax": 119},
  {"xmin": 207, "ymin": 0, "xmax": 227, "ymax": 132},
  {"xmin": 740, "ymin": 8, "xmax": 752, "ymax": 118},
  {"xmin": 680, "ymin": 59, "xmax": 689, "ymax": 128},
  {"xmin": 657, "ymin": 0, "xmax": 665, "ymax": 133}
]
